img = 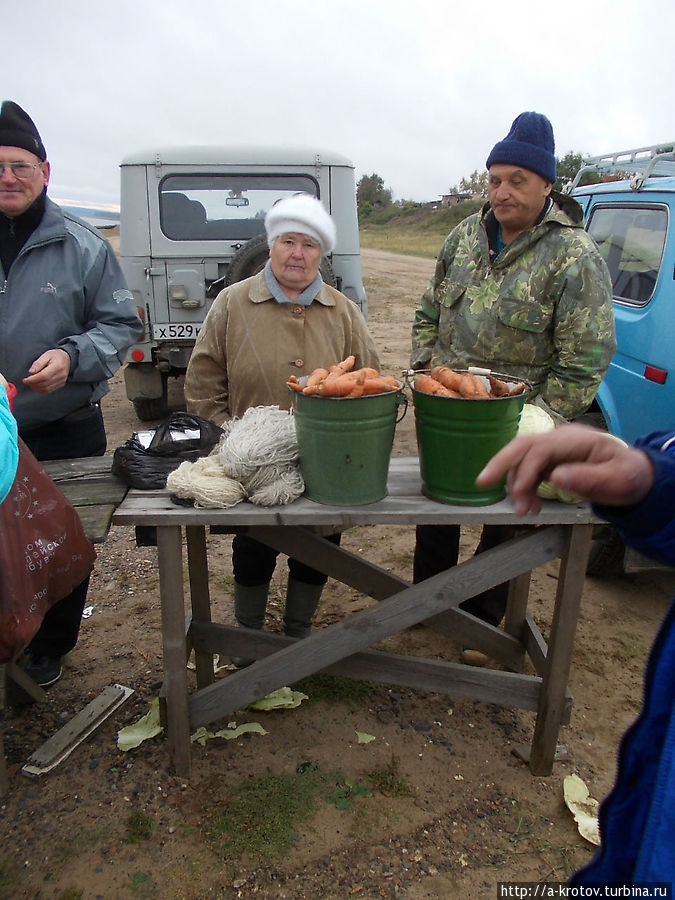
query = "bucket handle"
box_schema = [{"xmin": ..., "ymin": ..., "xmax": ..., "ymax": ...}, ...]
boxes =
[{"xmin": 395, "ymin": 390, "xmax": 408, "ymax": 423}]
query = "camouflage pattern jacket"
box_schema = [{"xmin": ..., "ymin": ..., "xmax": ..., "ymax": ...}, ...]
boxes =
[{"xmin": 411, "ymin": 192, "xmax": 616, "ymax": 419}]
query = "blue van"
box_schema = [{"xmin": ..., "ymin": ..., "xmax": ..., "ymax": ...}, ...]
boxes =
[
  {"xmin": 567, "ymin": 144, "xmax": 675, "ymax": 574},
  {"xmin": 570, "ymin": 144, "xmax": 675, "ymax": 443}
]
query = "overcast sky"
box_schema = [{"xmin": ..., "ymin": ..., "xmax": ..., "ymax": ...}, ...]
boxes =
[{"xmin": 4, "ymin": 0, "xmax": 673, "ymax": 207}]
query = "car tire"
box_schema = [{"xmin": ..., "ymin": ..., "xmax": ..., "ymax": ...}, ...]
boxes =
[
  {"xmin": 133, "ymin": 395, "xmax": 169, "ymax": 422},
  {"xmin": 224, "ymin": 234, "xmax": 338, "ymax": 287}
]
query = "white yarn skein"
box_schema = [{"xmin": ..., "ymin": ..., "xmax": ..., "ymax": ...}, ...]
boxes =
[
  {"xmin": 218, "ymin": 406, "xmax": 299, "ymax": 479},
  {"xmin": 166, "ymin": 456, "xmax": 246, "ymax": 508},
  {"xmin": 167, "ymin": 406, "xmax": 304, "ymax": 508}
]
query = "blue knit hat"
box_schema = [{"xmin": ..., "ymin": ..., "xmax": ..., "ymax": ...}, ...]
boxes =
[{"xmin": 486, "ymin": 111, "xmax": 556, "ymax": 183}]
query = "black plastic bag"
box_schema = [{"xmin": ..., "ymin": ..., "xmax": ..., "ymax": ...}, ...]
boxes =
[{"xmin": 112, "ymin": 412, "xmax": 224, "ymax": 489}]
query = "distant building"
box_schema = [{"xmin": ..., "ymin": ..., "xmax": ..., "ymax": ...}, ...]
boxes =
[{"xmin": 440, "ymin": 192, "xmax": 473, "ymax": 207}]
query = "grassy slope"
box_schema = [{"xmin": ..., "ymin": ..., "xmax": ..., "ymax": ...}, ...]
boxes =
[{"xmin": 358, "ymin": 199, "xmax": 482, "ymax": 258}]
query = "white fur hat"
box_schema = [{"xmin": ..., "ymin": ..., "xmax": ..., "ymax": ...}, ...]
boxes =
[{"xmin": 264, "ymin": 193, "xmax": 336, "ymax": 254}]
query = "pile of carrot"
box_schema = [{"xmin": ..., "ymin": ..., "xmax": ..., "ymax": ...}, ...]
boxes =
[
  {"xmin": 287, "ymin": 355, "xmax": 400, "ymax": 398},
  {"xmin": 413, "ymin": 366, "xmax": 527, "ymax": 399}
]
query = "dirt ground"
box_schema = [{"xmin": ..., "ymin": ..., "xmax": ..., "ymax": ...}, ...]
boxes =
[{"xmin": 1, "ymin": 246, "xmax": 674, "ymax": 900}]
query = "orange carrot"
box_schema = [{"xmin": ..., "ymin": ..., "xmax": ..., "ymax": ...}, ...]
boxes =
[
  {"xmin": 360, "ymin": 376, "xmax": 400, "ymax": 395},
  {"xmin": 456, "ymin": 373, "xmax": 490, "ymax": 399},
  {"xmin": 487, "ymin": 374, "xmax": 510, "ymax": 397},
  {"xmin": 305, "ymin": 367, "xmax": 329, "ymax": 389},
  {"xmin": 346, "ymin": 378, "xmax": 366, "ymax": 397},
  {"xmin": 318, "ymin": 371, "xmax": 364, "ymax": 397},
  {"xmin": 430, "ymin": 366, "xmax": 489, "ymax": 398},
  {"xmin": 289, "ymin": 360, "xmax": 400, "ymax": 398},
  {"xmin": 286, "ymin": 376, "xmax": 304, "ymax": 393},
  {"xmin": 327, "ymin": 355, "xmax": 355, "ymax": 376},
  {"xmin": 414, "ymin": 374, "xmax": 456, "ymax": 397},
  {"xmin": 431, "ymin": 366, "xmax": 464, "ymax": 393}
]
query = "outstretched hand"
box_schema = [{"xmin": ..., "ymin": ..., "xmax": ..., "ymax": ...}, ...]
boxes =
[{"xmin": 475, "ymin": 423, "xmax": 655, "ymax": 515}]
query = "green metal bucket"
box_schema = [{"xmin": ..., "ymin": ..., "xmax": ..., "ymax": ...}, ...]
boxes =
[
  {"xmin": 411, "ymin": 372, "xmax": 529, "ymax": 505},
  {"xmin": 290, "ymin": 383, "xmax": 405, "ymax": 505}
]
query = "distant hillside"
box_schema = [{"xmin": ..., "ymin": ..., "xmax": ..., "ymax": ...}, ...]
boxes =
[
  {"xmin": 359, "ymin": 200, "xmax": 482, "ymax": 258},
  {"xmin": 53, "ymin": 198, "xmax": 120, "ymax": 229}
]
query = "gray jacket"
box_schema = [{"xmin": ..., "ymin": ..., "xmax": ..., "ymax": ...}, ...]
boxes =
[{"xmin": 0, "ymin": 198, "xmax": 141, "ymax": 430}]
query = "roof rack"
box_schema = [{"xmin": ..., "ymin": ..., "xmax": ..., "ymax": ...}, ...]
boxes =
[{"xmin": 565, "ymin": 142, "xmax": 675, "ymax": 192}]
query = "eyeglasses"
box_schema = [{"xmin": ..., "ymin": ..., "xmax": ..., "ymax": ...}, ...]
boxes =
[{"xmin": 0, "ymin": 162, "xmax": 43, "ymax": 180}]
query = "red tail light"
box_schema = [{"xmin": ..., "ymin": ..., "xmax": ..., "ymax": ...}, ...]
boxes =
[{"xmin": 644, "ymin": 365, "xmax": 667, "ymax": 384}]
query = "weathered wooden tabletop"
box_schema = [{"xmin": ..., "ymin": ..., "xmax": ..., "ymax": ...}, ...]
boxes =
[{"xmin": 42, "ymin": 455, "xmax": 128, "ymax": 544}]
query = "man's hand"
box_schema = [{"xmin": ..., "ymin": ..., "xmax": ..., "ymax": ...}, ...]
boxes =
[
  {"xmin": 476, "ymin": 423, "xmax": 655, "ymax": 515},
  {"xmin": 22, "ymin": 349, "xmax": 72, "ymax": 394}
]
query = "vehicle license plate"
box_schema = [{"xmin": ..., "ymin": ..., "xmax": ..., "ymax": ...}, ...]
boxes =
[{"xmin": 151, "ymin": 322, "xmax": 203, "ymax": 340}]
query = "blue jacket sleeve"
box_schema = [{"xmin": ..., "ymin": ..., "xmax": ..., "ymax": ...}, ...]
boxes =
[
  {"xmin": 56, "ymin": 234, "xmax": 142, "ymax": 383},
  {"xmin": 0, "ymin": 386, "xmax": 18, "ymax": 504},
  {"xmin": 593, "ymin": 429, "xmax": 675, "ymax": 567}
]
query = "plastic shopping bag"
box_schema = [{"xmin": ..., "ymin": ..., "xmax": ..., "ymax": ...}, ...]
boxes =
[{"xmin": 0, "ymin": 439, "xmax": 96, "ymax": 662}]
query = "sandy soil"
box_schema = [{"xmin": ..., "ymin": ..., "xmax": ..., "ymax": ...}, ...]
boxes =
[{"xmin": 1, "ymin": 246, "xmax": 674, "ymax": 900}]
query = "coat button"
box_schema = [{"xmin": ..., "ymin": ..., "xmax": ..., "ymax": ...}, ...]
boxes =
[
  {"xmin": 293, "ymin": 306, "xmax": 303, "ymax": 315},
  {"xmin": 294, "ymin": 358, "xmax": 304, "ymax": 368}
]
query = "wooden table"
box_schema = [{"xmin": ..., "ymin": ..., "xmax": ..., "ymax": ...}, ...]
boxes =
[{"xmin": 112, "ymin": 456, "xmax": 600, "ymax": 779}]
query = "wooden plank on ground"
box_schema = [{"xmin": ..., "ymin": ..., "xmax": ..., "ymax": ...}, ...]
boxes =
[{"xmin": 21, "ymin": 684, "xmax": 134, "ymax": 777}]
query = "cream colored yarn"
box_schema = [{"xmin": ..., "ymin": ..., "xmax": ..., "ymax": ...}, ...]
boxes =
[{"xmin": 166, "ymin": 406, "xmax": 304, "ymax": 508}]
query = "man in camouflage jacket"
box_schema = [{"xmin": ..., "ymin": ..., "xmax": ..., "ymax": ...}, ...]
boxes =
[
  {"xmin": 411, "ymin": 184, "xmax": 615, "ymax": 419},
  {"xmin": 410, "ymin": 112, "xmax": 616, "ymax": 660}
]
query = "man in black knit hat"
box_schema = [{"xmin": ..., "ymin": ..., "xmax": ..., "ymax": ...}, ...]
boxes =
[
  {"xmin": 410, "ymin": 111, "xmax": 616, "ymax": 666},
  {"xmin": 0, "ymin": 100, "xmax": 141, "ymax": 686}
]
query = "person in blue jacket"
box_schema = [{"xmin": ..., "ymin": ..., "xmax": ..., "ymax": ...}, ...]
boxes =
[
  {"xmin": 0, "ymin": 374, "xmax": 18, "ymax": 503},
  {"xmin": 0, "ymin": 100, "xmax": 141, "ymax": 686},
  {"xmin": 476, "ymin": 423, "xmax": 675, "ymax": 883}
]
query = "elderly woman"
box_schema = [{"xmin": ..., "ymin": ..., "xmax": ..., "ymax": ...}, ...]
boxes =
[{"xmin": 185, "ymin": 193, "xmax": 379, "ymax": 649}]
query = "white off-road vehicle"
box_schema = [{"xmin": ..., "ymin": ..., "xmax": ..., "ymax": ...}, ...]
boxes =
[{"xmin": 119, "ymin": 146, "xmax": 367, "ymax": 420}]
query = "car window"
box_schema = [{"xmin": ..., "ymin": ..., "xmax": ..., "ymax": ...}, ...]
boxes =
[
  {"xmin": 159, "ymin": 175, "xmax": 319, "ymax": 241},
  {"xmin": 587, "ymin": 204, "xmax": 667, "ymax": 305}
]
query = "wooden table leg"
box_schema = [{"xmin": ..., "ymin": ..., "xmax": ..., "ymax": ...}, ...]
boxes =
[
  {"xmin": 504, "ymin": 571, "xmax": 531, "ymax": 672},
  {"xmin": 157, "ymin": 525, "xmax": 192, "ymax": 779},
  {"xmin": 529, "ymin": 523, "xmax": 593, "ymax": 775},
  {"xmin": 186, "ymin": 526, "xmax": 214, "ymax": 690}
]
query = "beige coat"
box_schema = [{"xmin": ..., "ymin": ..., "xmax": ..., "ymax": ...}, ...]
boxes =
[{"xmin": 184, "ymin": 270, "xmax": 380, "ymax": 424}]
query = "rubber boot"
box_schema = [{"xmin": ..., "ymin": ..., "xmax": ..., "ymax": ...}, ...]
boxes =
[
  {"xmin": 232, "ymin": 582, "xmax": 269, "ymax": 667},
  {"xmin": 283, "ymin": 578, "xmax": 324, "ymax": 639}
]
